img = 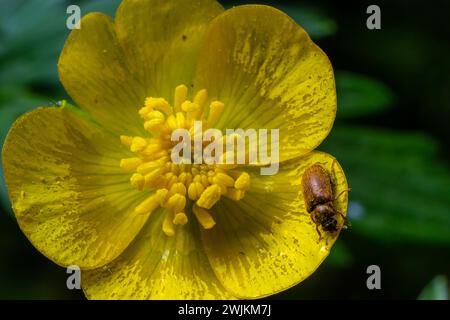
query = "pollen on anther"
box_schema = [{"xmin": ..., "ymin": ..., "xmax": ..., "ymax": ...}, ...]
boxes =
[{"xmin": 120, "ymin": 84, "xmax": 251, "ymax": 237}]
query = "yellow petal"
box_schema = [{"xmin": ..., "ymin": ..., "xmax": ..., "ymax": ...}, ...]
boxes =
[
  {"xmin": 201, "ymin": 151, "xmax": 348, "ymax": 298},
  {"xmin": 114, "ymin": 0, "xmax": 224, "ymax": 102},
  {"xmin": 2, "ymin": 107, "xmax": 151, "ymax": 269},
  {"xmin": 195, "ymin": 5, "xmax": 336, "ymax": 162},
  {"xmin": 82, "ymin": 210, "xmax": 234, "ymax": 299},
  {"xmin": 58, "ymin": 13, "xmax": 146, "ymax": 136}
]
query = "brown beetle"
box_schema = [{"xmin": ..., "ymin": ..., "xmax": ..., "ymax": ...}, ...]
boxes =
[{"xmin": 301, "ymin": 162, "xmax": 349, "ymax": 240}]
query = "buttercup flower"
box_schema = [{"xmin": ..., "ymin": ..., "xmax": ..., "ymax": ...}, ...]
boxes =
[{"xmin": 2, "ymin": 0, "xmax": 348, "ymax": 299}]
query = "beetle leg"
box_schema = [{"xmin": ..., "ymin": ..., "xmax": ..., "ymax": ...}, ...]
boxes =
[
  {"xmin": 316, "ymin": 225, "xmax": 322, "ymax": 241},
  {"xmin": 310, "ymin": 212, "xmax": 318, "ymax": 224},
  {"xmin": 337, "ymin": 210, "xmax": 352, "ymax": 228},
  {"xmin": 310, "ymin": 213, "xmax": 323, "ymax": 241}
]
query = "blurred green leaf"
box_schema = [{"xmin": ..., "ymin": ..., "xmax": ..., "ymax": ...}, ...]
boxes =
[
  {"xmin": 326, "ymin": 241, "xmax": 353, "ymax": 268},
  {"xmin": 82, "ymin": 0, "xmax": 122, "ymax": 17},
  {"xmin": 276, "ymin": 5, "xmax": 337, "ymax": 39},
  {"xmin": 224, "ymin": 1, "xmax": 336, "ymax": 39},
  {"xmin": 0, "ymin": 0, "xmax": 121, "ymax": 87},
  {"xmin": 418, "ymin": 275, "xmax": 449, "ymax": 300},
  {"xmin": 0, "ymin": 0, "xmax": 122, "ymax": 217},
  {"xmin": 336, "ymin": 71, "xmax": 395, "ymax": 118},
  {"xmin": 321, "ymin": 126, "xmax": 450, "ymax": 244},
  {"xmin": 0, "ymin": 0, "xmax": 67, "ymax": 86}
]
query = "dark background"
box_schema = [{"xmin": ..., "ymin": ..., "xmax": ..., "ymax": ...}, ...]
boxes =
[{"xmin": 0, "ymin": 0, "xmax": 448, "ymax": 299}]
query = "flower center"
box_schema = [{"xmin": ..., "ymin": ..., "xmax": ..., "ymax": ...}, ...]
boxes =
[{"xmin": 119, "ymin": 85, "xmax": 250, "ymax": 236}]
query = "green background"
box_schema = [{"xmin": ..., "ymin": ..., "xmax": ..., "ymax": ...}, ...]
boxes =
[{"xmin": 0, "ymin": 0, "xmax": 448, "ymax": 299}]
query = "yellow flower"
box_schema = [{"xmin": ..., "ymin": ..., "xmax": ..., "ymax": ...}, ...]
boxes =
[{"xmin": 2, "ymin": 0, "xmax": 348, "ymax": 299}]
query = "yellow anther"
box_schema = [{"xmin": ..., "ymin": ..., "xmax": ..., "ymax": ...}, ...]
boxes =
[
  {"xmin": 163, "ymin": 211, "xmax": 175, "ymax": 237},
  {"xmin": 173, "ymin": 212, "xmax": 188, "ymax": 225},
  {"xmin": 179, "ymin": 163, "xmax": 188, "ymax": 172},
  {"xmin": 165, "ymin": 172, "xmax": 176, "ymax": 181},
  {"xmin": 187, "ymin": 184, "xmax": 196, "ymax": 200},
  {"xmin": 144, "ymin": 169, "xmax": 165, "ymax": 187},
  {"xmin": 138, "ymin": 106, "xmax": 152, "ymax": 118},
  {"xmin": 184, "ymin": 172, "xmax": 193, "ymax": 187},
  {"xmin": 135, "ymin": 194, "xmax": 159, "ymax": 215},
  {"xmin": 213, "ymin": 172, "xmax": 235, "ymax": 188},
  {"xmin": 182, "ymin": 101, "xmax": 200, "ymax": 125},
  {"xmin": 207, "ymin": 101, "xmax": 225, "ymax": 127},
  {"xmin": 144, "ymin": 118, "xmax": 166, "ymax": 132},
  {"xmin": 196, "ymin": 184, "xmax": 221, "ymax": 209},
  {"xmin": 187, "ymin": 181, "xmax": 205, "ymax": 200},
  {"xmin": 192, "ymin": 205, "xmax": 216, "ymax": 229},
  {"xmin": 181, "ymin": 101, "xmax": 196, "ymax": 113},
  {"xmin": 166, "ymin": 114, "xmax": 178, "ymax": 130},
  {"xmin": 166, "ymin": 194, "xmax": 186, "ymax": 213},
  {"xmin": 145, "ymin": 175, "xmax": 167, "ymax": 189},
  {"xmin": 178, "ymin": 172, "xmax": 187, "ymax": 184},
  {"xmin": 120, "ymin": 158, "xmax": 142, "ymax": 172},
  {"xmin": 143, "ymin": 151, "xmax": 168, "ymax": 162},
  {"xmin": 140, "ymin": 143, "xmax": 163, "ymax": 157},
  {"xmin": 130, "ymin": 173, "xmax": 145, "ymax": 190},
  {"xmin": 174, "ymin": 84, "xmax": 188, "ymax": 113},
  {"xmin": 200, "ymin": 175, "xmax": 209, "ymax": 188},
  {"xmin": 225, "ymin": 188, "xmax": 245, "ymax": 201},
  {"xmin": 175, "ymin": 112, "xmax": 186, "ymax": 129},
  {"xmin": 169, "ymin": 182, "xmax": 187, "ymax": 197},
  {"xmin": 145, "ymin": 97, "xmax": 172, "ymax": 115},
  {"xmin": 136, "ymin": 161, "xmax": 161, "ymax": 175},
  {"xmin": 120, "ymin": 135, "xmax": 133, "ymax": 147},
  {"xmin": 194, "ymin": 89, "xmax": 208, "ymax": 116},
  {"xmin": 156, "ymin": 188, "xmax": 169, "ymax": 206},
  {"xmin": 130, "ymin": 137, "xmax": 147, "ymax": 152},
  {"xmin": 165, "ymin": 172, "xmax": 178, "ymax": 189},
  {"xmin": 235, "ymin": 172, "xmax": 250, "ymax": 190},
  {"xmin": 144, "ymin": 110, "xmax": 165, "ymax": 121}
]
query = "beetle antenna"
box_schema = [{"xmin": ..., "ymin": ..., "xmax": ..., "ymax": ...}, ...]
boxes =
[
  {"xmin": 334, "ymin": 188, "xmax": 351, "ymax": 201},
  {"xmin": 337, "ymin": 210, "xmax": 352, "ymax": 228}
]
